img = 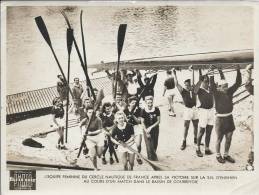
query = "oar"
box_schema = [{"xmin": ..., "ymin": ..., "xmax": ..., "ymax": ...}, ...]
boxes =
[
  {"xmin": 69, "ymin": 89, "xmax": 104, "ymax": 165},
  {"xmin": 114, "ymin": 24, "xmax": 127, "ymax": 99},
  {"xmin": 61, "ymin": 11, "xmax": 96, "ymax": 101},
  {"xmin": 80, "ymin": 10, "xmax": 96, "ymax": 101},
  {"xmin": 103, "ymin": 128, "xmax": 169, "ymax": 171},
  {"xmin": 34, "ymin": 16, "xmax": 73, "ymax": 98},
  {"xmin": 65, "ymin": 28, "xmax": 74, "ymax": 143}
]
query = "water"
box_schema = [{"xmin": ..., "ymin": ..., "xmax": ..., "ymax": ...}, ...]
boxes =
[{"xmin": 6, "ymin": 5, "xmax": 253, "ymax": 94}]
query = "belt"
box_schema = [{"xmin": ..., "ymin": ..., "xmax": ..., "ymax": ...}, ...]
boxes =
[{"xmin": 216, "ymin": 112, "xmax": 232, "ymax": 117}]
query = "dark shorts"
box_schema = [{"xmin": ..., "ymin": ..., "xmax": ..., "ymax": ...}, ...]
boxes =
[{"xmin": 215, "ymin": 115, "xmax": 235, "ymax": 135}]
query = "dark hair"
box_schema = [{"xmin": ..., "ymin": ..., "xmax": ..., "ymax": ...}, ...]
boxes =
[
  {"xmin": 101, "ymin": 102, "xmax": 112, "ymax": 113},
  {"xmin": 184, "ymin": 79, "xmax": 191, "ymax": 84},
  {"xmin": 128, "ymin": 96, "xmax": 137, "ymax": 103},
  {"xmin": 52, "ymin": 97, "xmax": 61, "ymax": 105},
  {"xmin": 74, "ymin": 77, "xmax": 79, "ymax": 81},
  {"xmin": 166, "ymin": 70, "xmax": 172, "ymax": 75},
  {"xmin": 144, "ymin": 77, "xmax": 149, "ymax": 82},
  {"xmin": 85, "ymin": 105, "xmax": 94, "ymax": 111}
]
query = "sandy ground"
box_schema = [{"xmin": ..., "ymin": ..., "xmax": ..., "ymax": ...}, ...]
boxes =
[{"xmin": 6, "ymin": 71, "xmax": 253, "ymax": 171}]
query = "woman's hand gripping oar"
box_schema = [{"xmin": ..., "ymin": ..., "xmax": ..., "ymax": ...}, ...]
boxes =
[{"xmin": 102, "ymin": 127, "xmax": 170, "ymax": 171}]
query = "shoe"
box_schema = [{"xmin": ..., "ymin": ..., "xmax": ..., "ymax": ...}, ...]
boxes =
[
  {"xmin": 194, "ymin": 138, "xmax": 197, "ymax": 145},
  {"xmin": 60, "ymin": 146, "xmax": 68, "ymax": 150},
  {"xmin": 136, "ymin": 158, "xmax": 143, "ymax": 165},
  {"xmin": 223, "ymin": 155, "xmax": 235, "ymax": 163},
  {"xmin": 248, "ymin": 151, "xmax": 254, "ymax": 165},
  {"xmin": 110, "ymin": 157, "xmax": 114, "ymax": 165},
  {"xmin": 83, "ymin": 148, "xmax": 89, "ymax": 155},
  {"xmin": 180, "ymin": 140, "xmax": 186, "ymax": 150},
  {"xmin": 56, "ymin": 145, "xmax": 61, "ymax": 150},
  {"xmin": 196, "ymin": 150, "xmax": 203, "ymax": 157},
  {"xmin": 102, "ymin": 158, "xmax": 107, "ymax": 165},
  {"xmin": 216, "ymin": 155, "xmax": 225, "ymax": 163},
  {"xmin": 205, "ymin": 149, "xmax": 213, "ymax": 155}
]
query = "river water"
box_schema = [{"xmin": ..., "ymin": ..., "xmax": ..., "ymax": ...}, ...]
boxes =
[{"xmin": 6, "ymin": 5, "xmax": 253, "ymax": 94}]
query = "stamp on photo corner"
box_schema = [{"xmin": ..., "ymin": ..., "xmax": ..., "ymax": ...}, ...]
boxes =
[{"xmin": 9, "ymin": 170, "xmax": 36, "ymax": 190}]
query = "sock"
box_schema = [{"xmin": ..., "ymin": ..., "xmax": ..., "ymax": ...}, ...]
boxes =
[{"xmin": 216, "ymin": 153, "xmax": 221, "ymax": 157}]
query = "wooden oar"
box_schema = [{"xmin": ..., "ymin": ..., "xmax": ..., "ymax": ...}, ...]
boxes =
[
  {"xmin": 103, "ymin": 128, "xmax": 169, "ymax": 171},
  {"xmin": 114, "ymin": 24, "xmax": 127, "ymax": 99},
  {"xmin": 61, "ymin": 11, "xmax": 96, "ymax": 101},
  {"xmin": 34, "ymin": 16, "xmax": 73, "ymax": 98},
  {"xmin": 65, "ymin": 28, "xmax": 74, "ymax": 143},
  {"xmin": 80, "ymin": 10, "xmax": 96, "ymax": 101}
]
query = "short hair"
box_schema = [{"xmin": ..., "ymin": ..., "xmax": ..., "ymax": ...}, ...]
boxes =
[
  {"xmin": 145, "ymin": 95, "xmax": 154, "ymax": 101},
  {"xmin": 128, "ymin": 96, "xmax": 137, "ymax": 103},
  {"xmin": 52, "ymin": 97, "xmax": 61, "ymax": 105},
  {"xmin": 144, "ymin": 77, "xmax": 149, "ymax": 82},
  {"xmin": 93, "ymin": 88, "xmax": 98, "ymax": 92},
  {"xmin": 166, "ymin": 70, "xmax": 172, "ymax": 75},
  {"xmin": 115, "ymin": 110, "xmax": 127, "ymax": 122},
  {"xmin": 102, "ymin": 102, "xmax": 112, "ymax": 113},
  {"xmin": 57, "ymin": 74, "xmax": 62, "ymax": 79},
  {"xmin": 74, "ymin": 77, "xmax": 79, "ymax": 81},
  {"xmin": 184, "ymin": 79, "xmax": 191, "ymax": 84},
  {"xmin": 85, "ymin": 105, "xmax": 94, "ymax": 111}
]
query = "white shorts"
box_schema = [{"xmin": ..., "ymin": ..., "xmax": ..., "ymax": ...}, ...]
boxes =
[
  {"xmin": 166, "ymin": 88, "xmax": 177, "ymax": 97},
  {"xmin": 198, "ymin": 108, "xmax": 215, "ymax": 128},
  {"xmin": 134, "ymin": 125, "xmax": 143, "ymax": 136},
  {"xmin": 117, "ymin": 141, "xmax": 137, "ymax": 154},
  {"xmin": 183, "ymin": 107, "xmax": 198, "ymax": 121},
  {"xmin": 85, "ymin": 132, "xmax": 105, "ymax": 149}
]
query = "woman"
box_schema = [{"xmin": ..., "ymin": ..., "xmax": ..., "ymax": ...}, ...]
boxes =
[
  {"xmin": 99, "ymin": 102, "xmax": 116, "ymax": 165},
  {"xmin": 110, "ymin": 111, "xmax": 137, "ymax": 171},
  {"xmin": 141, "ymin": 96, "xmax": 160, "ymax": 160},
  {"xmin": 124, "ymin": 96, "xmax": 143, "ymax": 165},
  {"xmin": 51, "ymin": 97, "xmax": 67, "ymax": 150},
  {"xmin": 79, "ymin": 105, "xmax": 104, "ymax": 170}
]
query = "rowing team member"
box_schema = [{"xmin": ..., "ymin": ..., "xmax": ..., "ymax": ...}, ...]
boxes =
[
  {"xmin": 173, "ymin": 66, "xmax": 242, "ymax": 164},
  {"xmin": 51, "ymin": 97, "xmax": 67, "ymax": 150},
  {"xmin": 163, "ymin": 70, "xmax": 176, "ymax": 116}
]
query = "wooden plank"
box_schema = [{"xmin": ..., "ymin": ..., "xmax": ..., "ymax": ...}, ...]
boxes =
[
  {"xmin": 41, "ymin": 88, "xmax": 53, "ymax": 106},
  {"xmin": 33, "ymin": 90, "xmax": 45, "ymax": 109},
  {"xmin": 29, "ymin": 90, "xmax": 41, "ymax": 109},
  {"xmin": 23, "ymin": 92, "xmax": 33, "ymax": 112},
  {"xmin": 16, "ymin": 93, "xmax": 24, "ymax": 113},
  {"xmin": 38, "ymin": 88, "xmax": 51, "ymax": 108},
  {"xmin": 26, "ymin": 91, "xmax": 37, "ymax": 110}
]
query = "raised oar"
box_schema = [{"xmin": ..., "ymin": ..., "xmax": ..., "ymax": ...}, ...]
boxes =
[
  {"xmin": 34, "ymin": 16, "xmax": 73, "ymax": 98},
  {"xmin": 61, "ymin": 11, "xmax": 96, "ymax": 101},
  {"xmin": 114, "ymin": 24, "xmax": 127, "ymax": 99},
  {"xmin": 65, "ymin": 28, "xmax": 74, "ymax": 143}
]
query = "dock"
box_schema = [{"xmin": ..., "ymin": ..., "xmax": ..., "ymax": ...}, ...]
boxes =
[{"xmin": 6, "ymin": 76, "xmax": 112, "ymax": 124}]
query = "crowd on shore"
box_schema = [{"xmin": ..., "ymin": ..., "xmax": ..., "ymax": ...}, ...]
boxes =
[{"xmin": 50, "ymin": 64, "xmax": 254, "ymax": 171}]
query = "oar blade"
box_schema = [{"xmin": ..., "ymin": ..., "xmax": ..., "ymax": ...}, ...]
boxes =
[
  {"xmin": 117, "ymin": 24, "xmax": 127, "ymax": 57},
  {"xmin": 35, "ymin": 16, "xmax": 52, "ymax": 47},
  {"xmin": 66, "ymin": 28, "xmax": 74, "ymax": 54}
]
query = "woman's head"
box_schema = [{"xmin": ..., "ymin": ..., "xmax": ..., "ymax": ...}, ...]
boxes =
[
  {"xmin": 145, "ymin": 96, "xmax": 154, "ymax": 108},
  {"xmin": 53, "ymin": 97, "xmax": 62, "ymax": 106},
  {"xmin": 128, "ymin": 96, "xmax": 137, "ymax": 107},
  {"xmin": 115, "ymin": 111, "xmax": 126, "ymax": 125},
  {"xmin": 102, "ymin": 102, "xmax": 112, "ymax": 114},
  {"xmin": 85, "ymin": 105, "xmax": 94, "ymax": 118}
]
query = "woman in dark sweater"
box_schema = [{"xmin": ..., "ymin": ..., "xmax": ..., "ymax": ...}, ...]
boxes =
[
  {"xmin": 110, "ymin": 111, "xmax": 137, "ymax": 171},
  {"xmin": 79, "ymin": 105, "xmax": 104, "ymax": 170},
  {"xmin": 51, "ymin": 97, "xmax": 67, "ymax": 150}
]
